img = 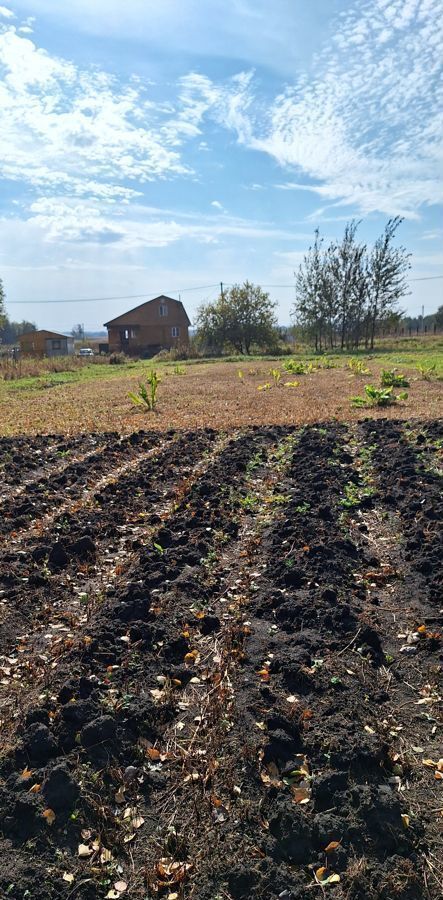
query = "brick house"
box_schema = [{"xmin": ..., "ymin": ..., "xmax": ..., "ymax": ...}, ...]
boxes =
[
  {"xmin": 104, "ymin": 296, "xmax": 190, "ymax": 357},
  {"xmin": 19, "ymin": 330, "xmax": 75, "ymax": 358}
]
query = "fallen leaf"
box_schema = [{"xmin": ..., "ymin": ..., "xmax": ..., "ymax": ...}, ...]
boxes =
[
  {"xmin": 105, "ymin": 891, "xmax": 120, "ymax": 899},
  {"xmin": 401, "ymin": 814, "xmax": 410, "ymax": 828},
  {"xmin": 291, "ymin": 786, "xmax": 310, "ymax": 804},
  {"xmin": 114, "ymin": 881, "xmax": 128, "ymax": 893},
  {"xmin": 147, "ymin": 747, "xmax": 161, "ymax": 760},
  {"xmin": 43, "ymin": 808, "xmax": 56, "ymax": 826},
  {"xmin": 325, "ymin": 840, "xmax": 341, "ymax": 852},
  {"xmin": 62, "ymin": 873, "xmax": 75, "ymax": 884},
  {"xmin": 325, "ymin": 874, "xmax": 341, "ymax": 884},
  {"xmin": 184, "ymin": 650, "xmax": 198, "ymax": 662},
  {"xmin": 21, "ymin": 767, "xmax": 33, "ymax": 780},
  {"xmin": 29, "ymin": 783, "xmax": 41, "ymax": 793},
  {"xmin": 132, "ymin": 816, "xmax": 145, "ymax": 829},
  {"xmin": 423, "ymin": 758, "xmax": 437, "ymax": 768},
  {"xmin": 78, "ymin": 843, "xmax": 93, "ymax": 858},
  {"xmin": 100, "ymin": 848, "xmax": 113, "ymax": 864},
  {"xmin": 315, "ymin": 866, "xmax": 327, "ymax": 882}
]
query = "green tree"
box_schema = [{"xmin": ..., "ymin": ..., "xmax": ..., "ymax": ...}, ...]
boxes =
[
  {"xmin": 0, "ymin": 277, "xmax": 5, "ymax": 330},
  {"xmin": 434, "ymin": 305, "xmax": 443, "ymax": 331},
  {"xmin": 196, "ymin": 282, "xmax": 278, "ymax": 355},
  {"xmin": 366, "ymin": 217, "xmax": 411, "ymax": 349}
]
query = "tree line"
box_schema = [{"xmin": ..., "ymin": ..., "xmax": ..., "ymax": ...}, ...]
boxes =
[
  {"xmin": 0, "ymin": 279, "xmax": 36, "ymax": 347},
  {"xmin": 195, "ymin": 218, "xmax": 415, "ymax": 354},
  {"xmin": 293, "ymin": 217, "xmax": 411, "ymax": 351}
]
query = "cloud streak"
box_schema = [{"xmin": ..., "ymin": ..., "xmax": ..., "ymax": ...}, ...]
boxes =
[{"xmin": 184, "ymin": 0, "xmax": 443, "ymax": 218}]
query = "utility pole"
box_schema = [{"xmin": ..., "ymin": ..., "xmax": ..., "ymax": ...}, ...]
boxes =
[{"xmin": 220, "ymin": 282, "xmax": 224, "ymax": 299}]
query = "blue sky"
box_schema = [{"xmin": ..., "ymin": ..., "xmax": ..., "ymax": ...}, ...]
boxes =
[{"xmin": 0, "ymin": 0, "xmax": 442, "ymax": 332}]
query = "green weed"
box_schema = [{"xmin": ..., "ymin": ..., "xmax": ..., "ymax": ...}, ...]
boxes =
[{"xmin": 128, "ymin": 368, "xmax": 161, "ymax": 411}]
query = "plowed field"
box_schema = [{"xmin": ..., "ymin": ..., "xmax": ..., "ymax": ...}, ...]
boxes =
[{"xmin": 0, "ymin": 422, "xmax": 442, "ymax": 900}]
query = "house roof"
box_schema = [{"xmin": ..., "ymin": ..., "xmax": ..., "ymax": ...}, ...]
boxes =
[
  {"xmin": 104, "ymin": 295, "xmax": 191, "ymax": 327},
  {"xmin": 19, "ymin": 330, "xmax": 70, "ymax": 341}
]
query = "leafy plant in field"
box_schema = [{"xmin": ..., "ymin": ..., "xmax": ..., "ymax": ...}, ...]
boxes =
[
  {"xmin": 128, "ymin": 369, "xmax": 161, "ymax": 411},
  {"xmin": 295, "ymin": 501, "xmax": 311, "ymax": 514},
  {"xmin": 237, "ymin": 369, "xmax": 244, "ymax": 380},
  {"xmin": 257, "ymin": 382, "xmax": 271, "ymax": 391},
  {"xmin": 340, "ymin": 481, "xmax": 374, "ymax": 508},
  {"xmin": 173, "ymin": 364, "xmax": 185, "ymax": 375},
  {"xmin": 347, "ymin": 358, "xmax": 370, "ymax": 375},
  {"xmin": 283, "ymin": 359, "xmax": 315, "ymax": 375},
  {"xmin": 284, "ymin": 380, "xmax": 299, "ymax": 388},
  {"xmin": 416, "ymin": 363, "xmax": 436, "ymax": 381},
  {"xmin": 239, "ymin": 493, "xmax": 258, "ymax": 510},
  {"xmin": 269, "ymin": 367, "xmax": 282, "ymax": 385},
  {"xmin": 319, "ymin": 358, "xmax": 335, "ymax": 369},
  {"xmin": 380, "ymin": 369, "xmax": 409, "ymax": 387},
  {"xmin": 351, "ymin": 384, "xmax": 408, "ymax": 407}
]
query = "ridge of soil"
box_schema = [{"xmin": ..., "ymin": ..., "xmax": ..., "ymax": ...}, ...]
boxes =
[{"xmin": 0, "ymin": 421, "xmax": 441, "ymax": 900}]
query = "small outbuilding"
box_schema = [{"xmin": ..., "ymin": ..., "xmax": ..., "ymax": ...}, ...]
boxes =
[
  {"xmin": 19, "ymin": 330, "xmax": 75, "ymax": 358},
  {"xmin": 104, "ymin": 296, "xmax": 190, "ymax": 357}
]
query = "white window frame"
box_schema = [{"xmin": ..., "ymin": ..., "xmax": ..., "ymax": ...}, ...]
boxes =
[
  {"xmin": 159, "ymin": 304, "xmax": 168, "ymax": 317},
  {"xmin": 171, "ymin": 326, "xmax": 180, "ymax": 338}
]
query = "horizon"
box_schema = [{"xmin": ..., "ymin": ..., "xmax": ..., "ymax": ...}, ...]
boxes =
[{"xmin": 0, "ymin": 0, "xmax": 442, "ymax": 332}]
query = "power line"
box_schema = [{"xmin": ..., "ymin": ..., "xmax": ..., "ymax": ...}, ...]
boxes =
[
  {"xmin": 5, "ymin": 274, "xmax": 443, "ymax": 306},
  {"xmin": 6, "ymin": 283, "xmax": 220, "ymax": 305}
]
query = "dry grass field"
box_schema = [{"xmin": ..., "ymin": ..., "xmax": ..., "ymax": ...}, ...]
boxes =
[{"xmin": 0, "ymin": 355, "xmax": 441, "ymax": 435}]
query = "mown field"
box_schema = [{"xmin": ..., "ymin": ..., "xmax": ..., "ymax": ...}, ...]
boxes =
[
  {"xmin": 0, "ymin": 420, "xmax": 442, "ymax": 899},
  {"xmin": 0, "ymin": 336, "xmax": 442, "ymax": 435}
]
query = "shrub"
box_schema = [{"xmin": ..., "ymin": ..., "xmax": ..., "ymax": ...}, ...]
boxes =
[{"xmin": 109, "ymin": 352, "xmax": 128, "ymax": 365}]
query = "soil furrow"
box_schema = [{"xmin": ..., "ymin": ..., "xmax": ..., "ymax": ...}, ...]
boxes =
[{"xmin": 0, "ymin": 423, "xmax": 441, "ymax": 900}]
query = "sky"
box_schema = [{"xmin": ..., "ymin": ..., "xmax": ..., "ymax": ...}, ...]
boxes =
[{"xmin": 0, "ymin": 0, "xmax": 442, "ymax": 333}]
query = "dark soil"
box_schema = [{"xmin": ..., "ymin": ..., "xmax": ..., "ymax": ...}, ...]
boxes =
[{"xmin": 0, "ymin": 422, "xmax": 441, "ymax": 900}]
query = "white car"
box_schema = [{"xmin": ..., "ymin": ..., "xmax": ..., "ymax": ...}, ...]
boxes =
[{"xmin": 79, "ymin": 348, "xmax": 94, "ymax": 357}]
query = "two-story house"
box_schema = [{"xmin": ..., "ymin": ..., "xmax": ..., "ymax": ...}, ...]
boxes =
[{"xmin": 104, "ymin": 296, "xmax": 190, "ymax": 357}]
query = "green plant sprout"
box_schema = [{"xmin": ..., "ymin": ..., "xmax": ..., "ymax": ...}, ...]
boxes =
[{"xmin": 129, "ymin": 369, "xmax": 161, "ymax": 411}]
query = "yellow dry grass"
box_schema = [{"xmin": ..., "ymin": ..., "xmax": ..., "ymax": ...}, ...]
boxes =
[{"xmin": 0, "ymin": 360, "xmax": 441, "ymax": 436}]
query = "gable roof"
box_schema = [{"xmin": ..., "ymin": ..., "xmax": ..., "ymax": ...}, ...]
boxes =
[
  {"xmin": 104, "ymin": 295, "xmax": 191, "ymax": 327},
  {"xmin": 19, "ymin": 330, "xmax": 70, "ymax": 341}
]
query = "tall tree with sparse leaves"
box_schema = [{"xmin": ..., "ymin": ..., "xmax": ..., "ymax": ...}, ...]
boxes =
[
  {"xmin": 0, "ymin": 277, "xmax": 5, "ymax": 331},
  {"xmin": 366, "ymin": 217, "xmax": 411, "ymax": 349},
  {"xmin": 293, "ymin": 218, "xmax": 411, "ymax": 350}
]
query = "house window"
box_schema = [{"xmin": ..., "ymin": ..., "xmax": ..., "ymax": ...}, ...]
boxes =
[
  {"xmin": 124, "ymin": 329, "xmax": 129, "ymax": 340},
  {"xmin": 159, "ymin": 304, "xmax": 168, "ymax": 317},
  {"xmin": 171, "ymin": 326, "xmax": 180, "ymax": 338},
  {"xmin": 52, "ymin": 340, "xmax": 61, "ymax": 350},
  {"xmin": 130, "ymin": 328, "xmax": 137, "ymax": 339}
]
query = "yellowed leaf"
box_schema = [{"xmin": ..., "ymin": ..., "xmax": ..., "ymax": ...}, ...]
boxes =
[
  {"xmin": 423, "ymin": 758, "xmax": 437, "ymax": 767},
  {"xmin": 62, "ymin": 873, "xmax": 75, "ymax": 884},
  {"xmin": 315, "ymin": 866, "xmax": 327, "ymax": 882},
  {"xmin": 43, "ymin": 808, "xmax": 56, "ymax": 826},
  {"xmin": 21, "ymin": 767, "xmax": 33, "ymax": 780},
  {"xmin": 147, "ymin": 747, "xmax": 161, "ymax": 760},
  {"xmin": 29, "ymin": 783, "xmax": 41, "ymax": 793},
  {"xmin": 325, "ymin": 840, "xmax": 341, "ymax": 852},
  {"xmin": 401, "ymin": 814, "xmax": 410, "ymax": 828}
]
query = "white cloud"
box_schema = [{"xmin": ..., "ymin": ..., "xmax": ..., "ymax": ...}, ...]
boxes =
[
  {"xmin": 211, "ymin": 200, "xmax": 224, "ymax": 210},
  {"xmin": 0, "ymin": 25, "xmax": 194, "ymax": 202},
  {"xmin": 22, "ymin": 197, "xmax": 296, "ymax": 249},
  {"xmin": 183, "ymin": 0, "xmax": 443, "ymax": 219},
  {"xmin": 0, "ymin": 6, "xmax": 14, "ymax": 18}
]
